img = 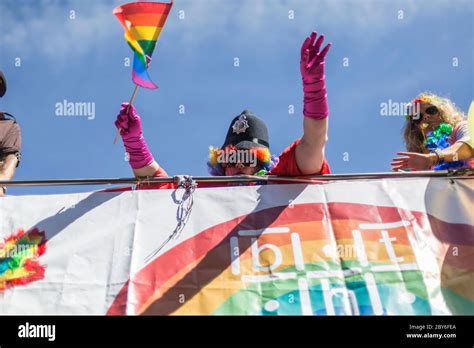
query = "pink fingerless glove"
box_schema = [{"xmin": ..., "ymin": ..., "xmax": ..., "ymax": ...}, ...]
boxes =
[
  {"xmin": 300, "ymin": 32, "xmax": 332, "ymax": 120},
  {"xmin": 115, "ymin": 102, "xmax": 154, "ymax": 169}
]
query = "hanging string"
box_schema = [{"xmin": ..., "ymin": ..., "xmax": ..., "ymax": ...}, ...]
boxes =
[{"xmin": 144, "ymin": 175, "xmax": 197, "ymax": 264}]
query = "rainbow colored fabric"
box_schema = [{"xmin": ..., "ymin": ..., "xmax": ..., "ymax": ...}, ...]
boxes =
[
  {"xmin": 0, "ymin": 228, "xmax": 47, "ymax": 292},
  {"xmin": 113, "ymin": 1, "xmax": 173, "ymax": 89}
]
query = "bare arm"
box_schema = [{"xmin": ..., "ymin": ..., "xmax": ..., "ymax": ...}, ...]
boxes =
[
  {"xmin": 296, "ymin": 31, "xmax": 331, "ymax": 175},
  {"xmin": 132, "ymin": 160, "xmax": 161, "ymax": 177},
  {"xmin": 0, "ymin": 154, "xmax": 18, "ymax": 195},
  {"xmin": 392, "ymin": 142, "xmax": 473, "ymax": 171},
  {"xmin": 295, "ymin": 117, "xmax": 328, "ymax": 174},
  {"xmin": 0, "ymin": 154, "xmax": 18, "ymax": 180},
  {"xmin": 437, "ymin": 141, "xmax": 473, "ymax": 162}
]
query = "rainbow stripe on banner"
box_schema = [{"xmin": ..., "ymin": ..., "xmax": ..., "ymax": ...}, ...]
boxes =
[
  {"xmin": 108, "ymin": 202, "xmax": 474, "ymax": 316},
  {"xmin": 113, "ymin": 1, "xmax": 173, "ymax": 89}
]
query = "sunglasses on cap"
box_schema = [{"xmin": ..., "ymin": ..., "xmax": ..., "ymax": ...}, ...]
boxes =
[{"xmin": 408, "ymin": 105, "xmax": 439, "ymax": 123}]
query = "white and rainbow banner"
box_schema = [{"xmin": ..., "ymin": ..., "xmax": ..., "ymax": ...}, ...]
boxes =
[{"xmin": 0, "ymin": 176, "xmax": 473, "ymax": 315}]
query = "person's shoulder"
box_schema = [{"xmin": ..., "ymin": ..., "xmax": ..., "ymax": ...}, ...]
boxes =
[
  {"xmin": 0, "ymin": 117, "xmax": 20, "ymax": 131},
  {"xmin": 280, "ymin": 138, "xmax": 301, "ymax": 154},
  {"xmin": 0, "ymin": 112, "xmax": 18, "ymax": 123},
  {"xmin": 453, "ymin": 120, "xmax": 469, "ymax": 136},
  {"xmin": 454, "ymin": 120, "xmax": 468, "ymax": 128},
  {"xmin": 269, "ymin": 139, "xmax": 302, "ymax": 176},
  {"xmin": 270, "ymin": 138, "xmax": 331, "ymax": 176}
]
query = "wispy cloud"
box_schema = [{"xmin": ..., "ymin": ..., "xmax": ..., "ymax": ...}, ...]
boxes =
[
  {"xmin": 1, "ymin": 0, "xmax": 469, "ymax": 65},
  {"xmin": 163, "ymin": 0, "xmax": 464, "ymax": 47},
  {"xmin": 0, "ymin": 0, "xmax": 121, "ymax": 64}
]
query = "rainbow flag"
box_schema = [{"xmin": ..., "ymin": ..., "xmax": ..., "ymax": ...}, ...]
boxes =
[{"xmin": 113, "ymin": 1, "xmax": 173, "ymax": 89}]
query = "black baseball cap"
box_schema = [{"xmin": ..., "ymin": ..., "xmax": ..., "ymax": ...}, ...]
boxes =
[
  {"xmin": 222, "ymin": 110, "xmax": 270, "ymax": 150},
  {"xmin": 0, "ymin": 71, "xmax": 6, "ymax": 97}
]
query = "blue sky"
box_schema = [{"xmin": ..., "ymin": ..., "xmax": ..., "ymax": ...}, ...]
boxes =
[{"xmin": 0, "ymin": 0, "xmax": 472, "ymax": 195}]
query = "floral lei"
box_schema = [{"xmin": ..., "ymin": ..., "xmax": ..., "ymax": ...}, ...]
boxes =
[{"xmin": 424, "ymin": 122, "xmax": 465, "ymax": 170}]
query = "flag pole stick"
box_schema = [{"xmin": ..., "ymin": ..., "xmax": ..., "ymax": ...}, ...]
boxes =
[{"xmin": 113, "ymin": 85, "xmax": 140, "ymax": 145}]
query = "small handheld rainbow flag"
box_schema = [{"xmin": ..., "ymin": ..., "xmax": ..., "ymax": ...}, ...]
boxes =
[{"xmin": 113, "ymin": 1, "xmax": 173, "ymax": 89}]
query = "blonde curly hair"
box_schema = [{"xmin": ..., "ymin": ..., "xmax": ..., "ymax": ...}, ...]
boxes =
[{"xmin": 403, "ymin": 92, "xmax": 466, "ymax": 153}]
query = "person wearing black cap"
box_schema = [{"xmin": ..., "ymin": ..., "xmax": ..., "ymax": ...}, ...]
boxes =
[
  {"xmin": 0, "ymin": 70, "xmax": 22, "ymax": 196},
  {"xmin": 114, "ymin": 31, "xmax": 331, "ymax": 186}
]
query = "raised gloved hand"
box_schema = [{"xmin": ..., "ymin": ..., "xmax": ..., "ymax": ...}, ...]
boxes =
[
  {"xmin": 300, "ymin": 32, "xmax": 331, "ymax": 120},
  {"xmin": 115, "ymin": 102, "xmax": 154, "ymax": 169}
]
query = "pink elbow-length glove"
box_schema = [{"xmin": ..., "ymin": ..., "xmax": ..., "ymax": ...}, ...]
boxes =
[
  {"xmin": 115, "ymin": 103, "xmax": 154, "ymax": 169},
  {"xmin": 300, "ymin": 32, "xmax": 331, "ymax": 120}
]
